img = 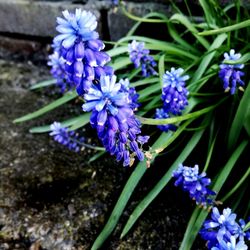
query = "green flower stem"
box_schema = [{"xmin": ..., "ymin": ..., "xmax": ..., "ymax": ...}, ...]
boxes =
[
  {"xmin": 137, "ymin": 98, "xmax": 226, "ymax": 125},
  {"xmin": 221, "ymin": 166, "xmax": 250, "ymax": 202},
  {"xmin": 198, "ymin": 19, "xmax": 250, "ymax": 36}
]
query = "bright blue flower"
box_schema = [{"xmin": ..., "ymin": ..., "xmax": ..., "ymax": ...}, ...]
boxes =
[
  {"xmin": 54, "ymin": 9, "xmax": 98, "ymax": 48},
  {"xmin": 119, "ymin": 78, "xmax": 140, "ymax": 110},
  {"xmin": 52, "ymin": 9, "xmax": 113, "ymax": 95},
  {"xmin": 128, "ymin": 40, "xmax": 157, "ymax": 77},
  {"xmin": 154, "ymin": 108, "xmax": 176, "ymax": 132},
  {"xmin": 162, "ymin": 67, "xmax": 189, "ymax": 115},
  {"xmin": 211, "ymin": 236, "xmax": 248, "ymax": 250},
  {"xmin": 172, "ymin": 164, "xmax": 216, "ymax": 207},
  {"xmin": 50, "ymin": 122, "xmax": 84, "ymax": 152},
  {"xmin": 48, "ymin": 51, "xmax": 75, "ymax": 93},
  {"xmin": 219, "ymin": 49, "xmax": 245, "ymax": 94},
  {"xmin": 82, "ymin": 75, "xmax": 148, "ymax": 167},
  {"xmin": 200, "ymin": 207, "xmax": 249, "ymax": 249}
]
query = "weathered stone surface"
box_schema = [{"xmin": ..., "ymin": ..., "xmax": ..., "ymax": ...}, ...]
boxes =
[
  {"xmin": 0, "ymin": 36, "xmax": 42, "ymax": 54},
  {"xmin": 107, "ymin": 1, "xmax": 172, "ymax": 41},
  {"xmin": 0, "ymin": 0, "xmax": 101, "ymax": 37}
]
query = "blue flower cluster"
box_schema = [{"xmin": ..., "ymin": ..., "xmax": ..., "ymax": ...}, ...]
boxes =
[
  {"xmin": 128, "ymin": 40, "xmax": 157, "ymax": 77},
  {"xmin": 219, "ymin": 49, "xmax": 245, "ymax": 95},
  {"xmin": 155, "ymin": 68, "xmax": 189, "ymax": 132},
  {"xmin": 119, "ymin": 78, "xmax": 140, "ymax": 110},
  {"xmin": 154, "ymin": 108, "xmax": 177, "ymax": 132},
  {"xmin": 172, "ymin": 164, "xmax": 216, "ymax": 207},
  {"xmin": 162, "ymin": 67, "xmax": 189, "ymax": 115},
  {"xmin": 82, "ymin": 75, "xmax": 149, "ymax": 167},
  {"xmin": 50, "ymin": 122, "xmax": 84, "ymax": 152},
  {"xmin": 200, "ymin": 207, "xmax": 250, "ymax": 249},
  {"xmin": 50, "ymin": 9, "xmax": 113, "ymax": 95},
  {"xmin": 48, "ymin": 51, "xmax": 73, "ymax": 93}
]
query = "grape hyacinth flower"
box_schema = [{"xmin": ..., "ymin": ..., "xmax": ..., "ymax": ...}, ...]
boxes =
[
  {"xmin": 162, "ymin": 67, "xmax": 189, "ymax": 115},
  {"xmin": 82, "ymin": 74, "xmax": 149, "ymax": 167},
  {"xmin": 154, "ymin": 108, "xmax": 176, "ymax": 132},
  {"xmin": 219, "ymin": 49, "xmax": 245, "ymax": 95},
  {"xmin": 119, "ymin": 78, "xmax": 140, "ymax": 110},
  {"xmin": 53, "ymin": 9, "xmax": 113, "ymax": 95},
  {"xmin": 211, "ymin": 236, "xmax": 248, "ymax": 250},
  {"xmin": 172, "ymin": 164, "xmax": 216, "ymax": 207},
  {"xmin": 200, "ymin": 207, "xmax": 250, "ymax": 249},
  {"xmin": 48, "ymin": 51, "xmax": 74, "ymax": 93},
  {"xmin": 50, "ymin": 122, "xmax": 84, "ymax": 152},
  {"xmin": 128, "ymin": 40, "xmax": 157, "ymax": 77}
]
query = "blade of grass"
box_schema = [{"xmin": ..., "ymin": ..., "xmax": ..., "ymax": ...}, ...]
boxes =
[
  {"xmin": 120, "ymin": 127, "xmax": 205, "ymax": 238},
  {"xmin": 221, "ymin": 166, "xmax": 250, "ymax": 202},
  {"xmin": 91, "ymin": 131, "xmax": 172, "ymax": 250},
  {"xmin": 228, "ymin": 82, "xmax": 250, "ymax": 150},
  {"xmin": 30, "ymin": 79, "xmax": 57, "ymax": 90},
  {"xmin": 190, "ymin": 33, "xmax": 227, "ymax": 90},
  {"xmin": 13, "ymin": 91, "xmax": 78, "ymax": 123},
  {"xmin": 29, "ymin": 114, "xmax": 89, "ymax": 133},
  {"xmin": 179, "ymin": 140, "xmax": 248, "ymax": 250},
  {"xmin": 198, "ymin": 19, "xmax": 250, "ymax": 36},
  {"xmin": 138, "ymin": 98, "xmax": 226, "ymax": 125},
  {"xmin": 170, "ymin": 13, "xmax": 210, "ymax": 49},
  {"xmin": 68, "ymin": 113, "xmax": 91, "ymax": 131},
  {"xmin": 91, "ymin": 117, "xmax": 195, "ymax": 249}
]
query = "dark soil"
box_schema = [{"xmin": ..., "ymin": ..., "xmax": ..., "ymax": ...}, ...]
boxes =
[{"xmin": 0, "ymin": 56, "xmax": 205, "ymax": 250}]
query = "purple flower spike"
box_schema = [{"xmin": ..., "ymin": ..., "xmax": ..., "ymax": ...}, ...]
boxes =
[
  {"xmin": 219, "ymin": 49, "xmax": 245, "ymax": 94},
  {"xmin": 154, "ymin": 108, "xmax": 176, "ymax": 132},
  {"xmin": 162, "ymin": 67, "xmax": 189, "ymax": 115},
  {"xmin": 200, "ymin": 207, "xmax": 249, "ymax": 249},
  {"xmin": 172, "ymin": 164, "xmax": 216, "ymax": 207},
  {"xmin": 50, "ymin": 122, "xmax": 84, "ymax": 152},
  {"xmin": 128, "ymin": 40, "xmax": 157, "ymax": 77},
  {"xmin": 50, "ymin": 9, "xmax": 112, "ymax": 95},
  {"xmin": 82, "ymin": 75, "xmax": 149, "ymax": 167}
]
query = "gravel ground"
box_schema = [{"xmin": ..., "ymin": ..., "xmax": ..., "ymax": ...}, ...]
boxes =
[{"xmin": 0, "ymin": 58, "xmax": 205, "ymax": 250}]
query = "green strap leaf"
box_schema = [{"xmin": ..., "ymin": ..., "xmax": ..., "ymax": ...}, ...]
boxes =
[
  {"xmin": 13, "ymin": 91, "xmax": 78, "ymax": 123},
  {"xmin": 228, "ymin": 82, "xmax": 250, "ymax": 150},
  {"xmin": 198, "ymin": 19, "xmax": 250, "ymax": 36},
  {"xmin": 170, "ymin": 13, "xmax": 210, "ymax": 49},
  {"xmin": 190, "ymin": 33, "xmax": 227, "ymax": 89},
  {"xmin": 91, "ymin": 132, "xmax": 173, "ymax": 250},
  {"xmin": 221, "ymin": 166, "xmax": 250, "ymax": 202},
  {"xmin": 120, "ymin": 127, "xmax": 205, "ymax": 238},
  {"xmin": 180, "ymin": 140, "xmax": 248, "ymax": 250},
  {"xmin": 30, "ymin": 79, "xmax": 57, "ymax": 90},
  {"xmin": 137, "ymin": 98, "xmax": 226, "ymax": 125},
  {"xmin": 29, "ymin": 113, "xmax": 89, "ymax": 133}
]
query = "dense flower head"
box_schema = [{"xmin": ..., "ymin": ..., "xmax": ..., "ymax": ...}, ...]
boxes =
[
  {"xmin": 154, "ymin": 108, "xmax": 176, "ymax": 132},
  {"xmin": 211, "ymin": 236, "xmax": 248, "ymax": 250},
  {"xmin": 119, "ymin": 78, "xmax": 140, "ymax": 110},
  {"xmin": 48, "ymin": 51, "xmax": 75, "ymax": 93},
  {"xmin": 52, "ymin": 9, "xmax": 113, "ymax": 96},
  {"xmin": 200, "ymin": 207, "xmax": 250, "ymax": 249},
  {"xmin": 128, "ymin": 40, "xmax": 157, "ymax": 77},
  {"xmin": 172, "ymin": 164, "xmax": 216, "ymax": 206},
  {"xmin": 82, "ymin": 75, "xmax": 149, "ymax": 167},
  {"xmin": 50, "ymin": 122, "xmax": 84, "ymax": 152},
  {"xmin": 219, "ymin": 49, "xmax": 245, "ymax": 95},
  {"xmin": 162, "ymin": 67, "xmax": 189, "ymax": 115}
]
